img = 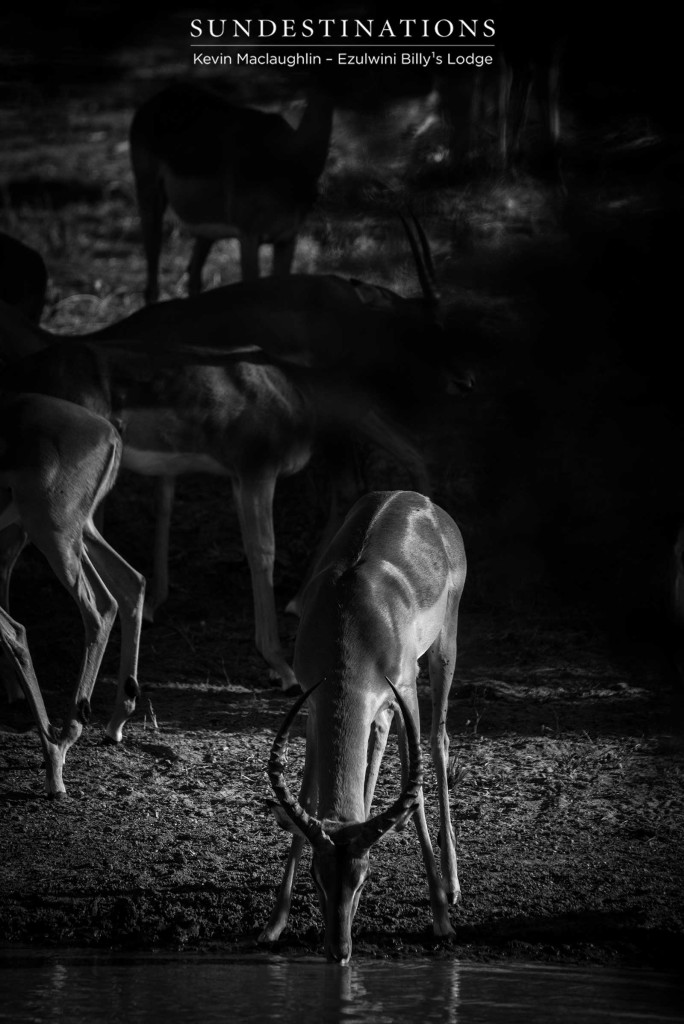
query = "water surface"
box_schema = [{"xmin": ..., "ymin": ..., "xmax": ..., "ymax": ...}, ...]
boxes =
[{"xmin": 0, "ymin": 951, "xmax": 681, "ymax": 1023}]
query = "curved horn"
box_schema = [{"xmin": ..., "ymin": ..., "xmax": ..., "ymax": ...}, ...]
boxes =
[
  {"xmin": 398, "ymin": 211, "xmax": 440, "ymax": 307},
  {"xmin": 267, "ymin": 678, "xmax": 332, "ymax": 850},
  {"xmin": 351, "ymin": 676, "xmax": 423, "ymax": 850}
]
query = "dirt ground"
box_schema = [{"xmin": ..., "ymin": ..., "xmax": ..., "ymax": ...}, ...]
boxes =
[
  {"xmin": 1, "ymin": 8, "xmax": 683, "ymax": 969},
  {"xmin": 1, "ymin": 476, "xmax": 683, "ymax": 968}
]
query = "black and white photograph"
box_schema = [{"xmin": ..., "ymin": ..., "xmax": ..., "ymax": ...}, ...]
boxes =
[{"xmin": 0, "ymin": 3, "xmax": 682, "ymax": 1020}]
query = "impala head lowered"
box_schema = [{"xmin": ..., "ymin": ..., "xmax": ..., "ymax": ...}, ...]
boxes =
[{"xmin": 267, "ymin": 676, "xmax": 422, "ymax": 964}]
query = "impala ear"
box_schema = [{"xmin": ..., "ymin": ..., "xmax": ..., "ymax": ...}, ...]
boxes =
[{"xmin": 267, "ymin": 800, "xmax": 307, "ymax": 838}]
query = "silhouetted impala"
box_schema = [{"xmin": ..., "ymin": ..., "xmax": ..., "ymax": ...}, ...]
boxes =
[
  {"xmin": 0, "ymin": 216, "xmax": 459, "ymax": 692},
  {"xmin": 130, "ymin": 80, "xmax": 334, "ymax": 302}
]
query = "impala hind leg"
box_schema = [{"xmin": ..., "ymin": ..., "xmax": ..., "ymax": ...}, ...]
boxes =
[
  {"xmin": 146, "ymin": 474, "xmax": 175, "ymax": 620},
  {"xmin": 134, "ymin": 174, "xmax": 167, "ymax": 306},
  {"xmin": 272, "ymin": 237, "xmax": 296, "ymax": 277},
  {"xmin": 395, "ymin": 689, "xmax": 455, "ymax": 937},
  {"xmin": 233, "ymin": 475, "xmax": 298, "ymax": 691},
  {"xmin": 0, "ymin": 605, "xmax": 69, "ymax": 795},
  {"xmin": 45, "ymin": 544, "xmax": 118, "ymax": 789},
  {"xmin": 239, "ymin": 235, "xmax": 260, "ymax": 282},
  {"xmin": 85, "ymin": 524, "xmax": 145, "ymax": 744},
  {"xmin": 0, "ymin": 539, "xmax": 118, "ymax": 796},
  {"xmin": 427, "ymin": 596, "xmax": 461, "ymax": 904},
  {"xmin": 187, "ymin": 237, "xmax": 213, "ymax": 296}
]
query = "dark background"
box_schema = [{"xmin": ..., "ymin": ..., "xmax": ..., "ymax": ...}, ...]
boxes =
[{"xmin": 1, "ymin": 2, "xmax": 682, "ymax": 681}]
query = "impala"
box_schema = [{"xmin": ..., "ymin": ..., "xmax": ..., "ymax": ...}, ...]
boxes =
[
  {"xmin": 0, "ymin": 217, "xmax": 450, "ymax": 692},
  {"xmin": 0, "ymin": 392, "xmax": 145, "ymax": 796},
  {"xmin": 130, "ymin": 79, "xmax": 334, "ymax": 302},
  {"xmin": 261, "ymin": 490, "xmax": 466, "ymax": 962}
]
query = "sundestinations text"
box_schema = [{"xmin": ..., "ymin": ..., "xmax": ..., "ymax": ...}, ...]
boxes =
[{"xmin": 189, "ymin": 17, "xmax": 496, "ymax": 42}]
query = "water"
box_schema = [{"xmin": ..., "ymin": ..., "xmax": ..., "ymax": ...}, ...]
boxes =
[{"xmin": 0, "ymin": 951, "xmax": 681, "ymax": 1024}]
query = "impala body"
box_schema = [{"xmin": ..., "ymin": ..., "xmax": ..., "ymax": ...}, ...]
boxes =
[
  {"xmin": 0, "ymin": 392, "xmax": 145, "ymax": 795},
  {"xmin": 130, "ymin": 81, "xmax": 334, "ymax": 301},
  {"xmin": 263, "ymin": 490, "xmax": 467, "ymax": 961},
  {"xmin": 0, "ymin": 252, "xmax": 447, "ymax": 690}
]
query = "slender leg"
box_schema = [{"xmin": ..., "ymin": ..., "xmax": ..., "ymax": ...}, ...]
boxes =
[
  {"xmin": 272, "ymin": 237, "xmax": 296, "ymax": 277},
  {"xmin": 364, "ymin": 705, "xmax": 394, "ymax": 817},
  {"xmin": 0, "ymin": 522, "xmax": 29, "ymax": 702},
  {"xmin": 148, "ymin": 474, "xmax": 175, "ymax": 618},
  {"xmin": 133, "ymin": 171, "xmax": 167, "ymax": 305},
  {"xmin": 395, "ymin": 687, "xmax": 454, "ymax": 936},
  {"xmin": 187, "ymin": 237, "xmax": 213, "ymax": 296},
  {"xmin": 427, "ymin": 595, "xmax": 461, "ymax": 903},
  {"xmin": 0, "ymin": 523, "xmax": 27, "ymax": 610},
  {"xmin": 85, "ymin": 524, "xmax": 146, "ymax": 743},
  {"xmin": 240, "ymin": 234, "xmax": 260, "ymax": 281},
  {"xmin": 1, "ymin": 540, "xmax": 118, "ymax": 796},
  {"xmin": 50, "ymin": 548, "xmax": 118, "ymax": 753},
  {"xmin": 232, "ymin": 475, "xmax": 297, "ymax": 690},
  {"xmin": 0, "ymin": 605, "xmax": 67, "ymax": 795},
  {"xmin": 260, "ymin": 716, "xmax": 318, "ymax": 941}
]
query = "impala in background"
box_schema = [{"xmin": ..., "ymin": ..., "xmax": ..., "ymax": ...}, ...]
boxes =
[
  {"xmin": 0, "ymin": 392, "xmax": 145, "ymax": 796},
  {"xmin": 0, "ymin": 215, "xmax": 456, "ymax": 693},
  {"xmin": 130, "ymin": 78, "xmax": 334, "ymax": 302}
]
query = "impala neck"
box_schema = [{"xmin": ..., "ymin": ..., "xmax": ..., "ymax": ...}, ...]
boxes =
[{"xmin": 313, "ymin": 675, "xmax": 371, "ymax": 824}]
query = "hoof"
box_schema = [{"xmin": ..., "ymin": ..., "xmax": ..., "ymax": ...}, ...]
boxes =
[
  {"xmin": 47, "ymin": 790, "xmax": 68, "ymax": 801},
  {"xmin": 102, "ymin": 734, "xmax": 121, "ymax": 746}
]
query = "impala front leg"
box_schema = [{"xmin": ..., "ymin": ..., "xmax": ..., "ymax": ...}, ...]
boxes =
[
  {"xmin": 260, "ymin": 720, "xmax": 318, "ymax": 942},
  {"xmin": 233, "ymin": 475, "xmax": 298, "ymax": 691},
  {"xmin": 395, "ymin": 689, "xmax": 455, "ymax": 938},
  {"xmin": 428, "ymin": 598, "xmax": 461, "ymax": 904},
  {"xmin": 364, "ymin": 704, "xmax": 394, "ymax": 817},
  {"xmin": 0, "ymin": 607, "xmax": 68, "ymax": 796},
  {"xmin": 86, "ymin": 526, "xmax": 146, "ymax": 744}
]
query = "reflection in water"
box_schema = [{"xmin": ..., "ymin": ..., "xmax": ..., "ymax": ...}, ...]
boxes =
[{"xmin": 1, "ymin": 953, "xmax": 681, "ymax": 1024}]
